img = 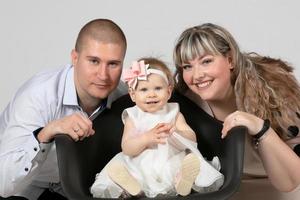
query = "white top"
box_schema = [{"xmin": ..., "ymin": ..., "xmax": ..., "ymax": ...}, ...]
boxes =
[
  {"xmin": 90, "ymin": 103, "xmax": 224, "ymax": 198},
  {"xmin": 0, "ymin": 64, "xmax": 127, "ymax": 198}
]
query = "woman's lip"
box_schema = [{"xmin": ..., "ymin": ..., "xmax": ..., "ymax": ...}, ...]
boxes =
[{"xmin": 195, "ymin": 80, "xmax": 212, "ymax": 88}]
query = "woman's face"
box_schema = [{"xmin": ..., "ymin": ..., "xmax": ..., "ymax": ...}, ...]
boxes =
[{"xmin": 181, "ymin": 54, "xmax": 234, "ymax": 102}]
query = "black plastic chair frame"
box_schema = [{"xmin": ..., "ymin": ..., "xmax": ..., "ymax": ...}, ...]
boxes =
[{"xmin": 55, "ymin": 92, "xmax": 246, "ymax": 200}]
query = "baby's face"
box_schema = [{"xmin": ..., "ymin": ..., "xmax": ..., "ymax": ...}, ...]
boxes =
[{"xmin": 130, "ymin": 74, "xmax": 172, "ymax": 113}]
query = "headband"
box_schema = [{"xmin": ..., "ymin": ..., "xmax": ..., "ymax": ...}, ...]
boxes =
[{"xmin": 123, "ymin": 60, "xmax": 169, "ymax": 89}]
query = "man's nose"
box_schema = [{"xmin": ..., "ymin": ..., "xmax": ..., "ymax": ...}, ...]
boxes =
[{"xmin": 97, "ymin": 64, "xmax": 109, "ymax": 80}]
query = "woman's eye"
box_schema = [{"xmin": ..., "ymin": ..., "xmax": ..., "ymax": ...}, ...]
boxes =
[
  {"xmin": 182, "ymin": 65, "xmax": 192, "ymax": 71},
  {"xmin": 140, "ymin": 88, "xmax": 147, "ymax": 92},
  {"xmin": 202, "ymin": 59, "xmax": 212, "ymax": 65}
]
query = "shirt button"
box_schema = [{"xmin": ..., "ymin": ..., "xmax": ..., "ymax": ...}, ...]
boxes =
[
  {"xmin": 25, "ymin": 167, "xmax": 29, "ymax": 171},
  {"xmin": 34, "ymin": 147, "xmax": 38, "ymax": 151},
  {"xmin": 41, "ymin": 149, "xmax": 45, "ymax": 153}
]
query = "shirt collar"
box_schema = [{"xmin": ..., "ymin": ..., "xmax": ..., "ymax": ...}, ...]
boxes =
[
  {"xmin": 63, "ymin": 66, "xmax": 128, "ymax": 118},
  {"xmin": 62, "ymin": 66, "xmax": 116, "ymax": 119},
  {"xmin": 63, "ymin": 66, "xmax": 78, "ymax": 106},
  {"xmin": 88, "ymin": 98, "xmax": 107, "ymax": 120}
]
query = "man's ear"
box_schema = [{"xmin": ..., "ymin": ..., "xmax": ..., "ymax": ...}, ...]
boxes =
[
  {"xmin": 128, "ymin": 88, "xmax": 136, "ymax": 102},
  {"xmin": 71, "ymin": 49, "xmax": 78, "ymax": 67}
]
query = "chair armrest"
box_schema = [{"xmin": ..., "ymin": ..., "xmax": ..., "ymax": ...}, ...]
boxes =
[
  {"xmin": 218, "ymin": 126, "xmax": 246, "ymax": 199},
  {"xmin": 55, "ymin": 134, "xmax": 91, "ymax": 200}
]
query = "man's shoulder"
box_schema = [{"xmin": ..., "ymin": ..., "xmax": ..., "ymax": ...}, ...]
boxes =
[
  {"xmin": 19, "ymin": 65, "xmax": 71, "ymax": 92},
  {"xmin": 31, "ymin": 65, "xmax": 70, "ymax": 84},
  {"xmin": 12, "ymin": 65, "xmax": 71, "ymax": 106}
]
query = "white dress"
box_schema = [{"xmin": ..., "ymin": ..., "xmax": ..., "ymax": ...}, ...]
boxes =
[{"xmin": 90, "ymin": 103, "xmax": 224, "ymax": 198}]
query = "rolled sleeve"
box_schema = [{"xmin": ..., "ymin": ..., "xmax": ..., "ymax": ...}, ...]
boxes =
[
  {"xmin": 0, "ymin": 133, "xmax": 53, "ymax": 197},
  {"xmin": 0, "ymin": 65, "xmax": 71, "ymax": 197},
  {"xmin": 0, "ymin": 90, "xmax": 51, "ymax": 196}
]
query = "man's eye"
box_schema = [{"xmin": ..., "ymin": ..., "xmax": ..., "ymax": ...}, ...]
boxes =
[
  {"xmin": 90, "ymin": 59, "xmax": 99, "ymax": 65},
  {"xmin": 109, "ymin": 62, "xmax": 119, "ymax": 68},
  {"xmin": 155, "ymin": 87, "xmax": 162, "ymax": 91}
]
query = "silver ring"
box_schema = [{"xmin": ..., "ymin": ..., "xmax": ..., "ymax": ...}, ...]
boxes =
[{"xmin": 73, "ymin": 127, "xmax": 80, "ymax": 132}]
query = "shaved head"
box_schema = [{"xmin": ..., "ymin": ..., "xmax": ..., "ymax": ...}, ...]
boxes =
[{"xmin": 75, "ymin": 19, "xmax": 126, "ymax": 53}]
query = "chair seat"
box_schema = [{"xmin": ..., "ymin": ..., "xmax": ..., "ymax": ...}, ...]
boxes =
[{"xmin": 55, "ymin": 91, "xmax": 246, "ymax": 200}]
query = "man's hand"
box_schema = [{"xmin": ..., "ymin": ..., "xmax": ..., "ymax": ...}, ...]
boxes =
[{"xmin": 37, "ymin": 113, "xmax": 95, "ymax": 142}]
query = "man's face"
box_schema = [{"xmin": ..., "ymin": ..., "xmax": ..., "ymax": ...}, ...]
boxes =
[{"xmin": 71, "ymin": 38, "xmax": 125, "ymax": 107}]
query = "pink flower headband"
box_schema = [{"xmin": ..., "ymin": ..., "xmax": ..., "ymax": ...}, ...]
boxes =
[{"xmin": 122, "ymin": 60, "xmax": 169, "ymax": 89}]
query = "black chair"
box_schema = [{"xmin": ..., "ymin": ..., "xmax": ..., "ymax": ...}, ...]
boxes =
[{"xmin": 55, "ymin": 92, "xmax": 246, "ymax": 200}]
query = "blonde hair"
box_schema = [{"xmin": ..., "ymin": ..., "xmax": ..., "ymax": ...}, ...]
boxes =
[{"xmin": 173, "ymin": 23, "xmax": 300, "ymax": 139}]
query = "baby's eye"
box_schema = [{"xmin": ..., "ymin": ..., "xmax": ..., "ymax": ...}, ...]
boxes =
[
  {"xmin": 139, "ymin": 88, "xmax": 147, "ymax": 92},
  {"xmin": 155, "ymin": 86, "xmax": 162, "ymax": 91}
]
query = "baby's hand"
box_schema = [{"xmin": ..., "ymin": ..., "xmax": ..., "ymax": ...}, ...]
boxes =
[
  {"xmin": 145, "ymin": 123, "xmax": 173, "ymax": 146},
  {"xmin": 169, "ymin": 124, "xmax": 176, "ymax": 133}
]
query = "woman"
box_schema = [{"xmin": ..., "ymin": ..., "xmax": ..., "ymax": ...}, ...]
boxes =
[{"xmin": 173, "ymin": 23, "xmax": 300, "ymax": 199}]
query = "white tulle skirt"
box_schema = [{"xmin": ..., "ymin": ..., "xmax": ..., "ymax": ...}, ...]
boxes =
[{"xmin": 90, "ymin": 132, "xmax": 224, "ymax": 198}]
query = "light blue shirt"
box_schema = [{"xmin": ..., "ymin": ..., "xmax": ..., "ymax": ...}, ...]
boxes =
[{"xmin": 0, "ymin": 64, "xmax": 127, "ymax": 198}]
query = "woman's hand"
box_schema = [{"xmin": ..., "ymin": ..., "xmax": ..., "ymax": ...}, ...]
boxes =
[{"xmin": 221, "ymin": 110, "xmax": 264, "ymax": 138}]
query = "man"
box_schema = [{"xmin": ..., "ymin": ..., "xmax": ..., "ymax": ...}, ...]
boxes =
[{"xmin": 0, "ymin": 19, "xmax": 127, "ymax": 199}]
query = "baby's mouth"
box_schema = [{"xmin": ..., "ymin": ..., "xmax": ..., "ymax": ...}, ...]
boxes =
[{"xmin": 146, "ymin": 101, "xmax": 159, "ymax": 104}]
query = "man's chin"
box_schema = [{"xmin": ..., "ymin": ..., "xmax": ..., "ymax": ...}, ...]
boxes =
[
  {"xmin": 95, "ymin": 93, "xmax": 110, "ymax": 100},
  {"xmin": 89, "ymin": 91, "xmax": 108, "ymax": 99}
]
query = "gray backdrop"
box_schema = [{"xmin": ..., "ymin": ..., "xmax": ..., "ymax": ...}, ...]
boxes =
[{"xmin": 1, "ymin": 0, "xmax": 299, "ymax": 111}]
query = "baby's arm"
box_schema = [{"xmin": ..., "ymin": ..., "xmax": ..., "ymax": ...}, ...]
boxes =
[
  {"xmin": 121, "ymin": 117, "xmax": 172, "ymax": 157},
  {"xmin": 175, "ymin": 112, "xmax": 197, "ymax": 142}
]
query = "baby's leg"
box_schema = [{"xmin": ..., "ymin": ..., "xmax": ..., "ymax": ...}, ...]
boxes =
[
  {"xmin": 175, "ymin": 151, "xmax": 200, "ymax": 196},
  {"xmin": 107, "ymin": 161, "xmax": 142, "ymax": 197}
]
